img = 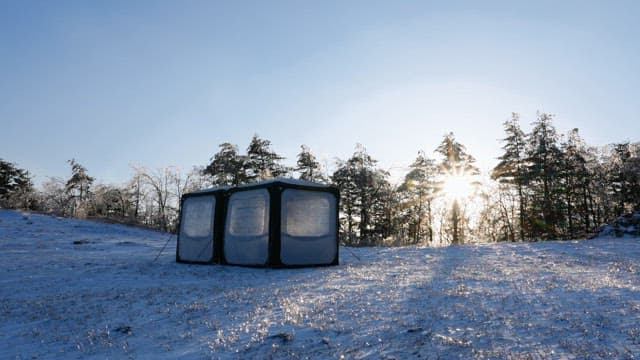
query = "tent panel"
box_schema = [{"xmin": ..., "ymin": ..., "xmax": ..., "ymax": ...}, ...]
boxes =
[
  {"xmin": 224, "ymin": 189, "xmax": 270, "ymax": 265},
  {"xmin": 280, "ymin": 189, "xmax": 337, "ymax": 265},
  {"xmin": 178, "ymin": 195, "xmax": 215, "ymax": 262}
]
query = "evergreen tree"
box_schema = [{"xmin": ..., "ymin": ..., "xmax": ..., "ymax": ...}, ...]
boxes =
[
  {"xmin": 331, "ymin": 158, "xmax": 359, "ymax": 244},
  {"xmin": 628, "ymin": 144, "xmax": 640, "ymax": 211},
  {"xmin": 0, "ymin": 159, "xmax": 34, "ymax": 209},
  {"xmin": 436, "ymin": 132, "xmax": 480, "ymax": 176},
  {"xmin": 331, "ymin": 144, "xmax": 391, "ymax": 246},
  {"xmin": 66, "ymin": 159, "xmax": 94, "ymax": 200},
  {"xmin": 609, "ymin": 142, "xmax": 640, "ymax": 213},
  {"xmin": 295, "ymin": 145, "xmax": 325, "ymax": 183},
  {"xmin": 245, "ymin": 134, "xmax": 289, "ymax": 182},
  {"xmin": 398, "ymin": 151, "xmax": 438, "ymax": 244},
  {"xmin": 203, "ymin": 143, "xmax": 248, "ymax": 186},
  {"xmin": 435, "ymin": 132, "xmax": 480, "ymax": 245},
  {"xmin": 526, "ymin": 112, "xmax": 563, "ymax": 239},
  {"xmin": 65, "ymin": 159, "xmax": 95, "ymax": 217},
  {"xmin": 559, "ymin": 129, "xmax": 593, "ymax": 237},
  {"xmin": 492, "ymin": 113, "xmax": 528, "ymax": 241},
  {"xmin": 585, "ymin": 148, "xmax": 609, "ymax": 229}
]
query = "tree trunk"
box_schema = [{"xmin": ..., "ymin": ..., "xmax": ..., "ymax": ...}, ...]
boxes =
[
  {"xmin": 518, "ymin": 181, "xmax": 525, "ymax": 241},
  {"xmin": 451, "ymin": 200, "xmax": 460, "ymax": 245}
]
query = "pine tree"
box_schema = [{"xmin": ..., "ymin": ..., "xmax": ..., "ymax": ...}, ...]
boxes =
[
  {"xmin": 66, "ymin": 159, "xmax": 95, "ymax": 217},
  {"xmin": 492, "ymin": 113, "xmax": 528, "ymax": 241},
  {"xmin": 331, "ymin": 144, "xmax": 391, "ymax": 246},
  {"xmin": 628, "ymin": 144, "xmax": 640, "ymax": 211},
  {"xmin": 435, "ymin": 132, "xmax": 480, "ymax": 245},
  {"xmin": 399, "ymin": 151, "xmax": 438, "ymax": 244},
  {"xmin": 436, "ymin": 132, "xmax": 479, "ymax": 176},
  {"xmin": 245, "ymin": 134, "xmax": 289, "ymax": 182},
  {"xmin": 559, "ymin": 130, "xmax": 579, "ymax": 237},
  {"xmin": 609, "ymin": 142, "xmax": 640, "ymax": 214},
  {"xmin": 0, "ymin": 159, "xmax": 34, "ymax": 209},
  {"xmin": 295, "ymin": 145, "xmax": 325, "ymax": 183},
  {"xmin": 526, "ymin": 112, "xmax": 563, "ymax": 239},
  {"xmin": 203, "ymin": 143, "xmax": 248, "ymax": 186},
  {"xmin": 331, "ymin": 159, "xmax": 359, "ymax": 244},
  {"xmin": 66, "ymin": 159, "xmax": 94, "ymax": 200}
]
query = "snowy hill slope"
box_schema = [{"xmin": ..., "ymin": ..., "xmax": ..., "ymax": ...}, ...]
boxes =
[{"xmin": 1, "ymin": 210, "xmax": 639, "ymax": 359}]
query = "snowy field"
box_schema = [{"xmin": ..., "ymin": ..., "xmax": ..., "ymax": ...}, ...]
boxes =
[{"xmin": 1, "ymin": 210, "xmax": 639, "ymax": 359}]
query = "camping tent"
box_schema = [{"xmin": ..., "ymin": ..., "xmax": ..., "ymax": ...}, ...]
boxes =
[{"xmin": 176, "ymin": 179, "xmax": 339, "ymax": 267}]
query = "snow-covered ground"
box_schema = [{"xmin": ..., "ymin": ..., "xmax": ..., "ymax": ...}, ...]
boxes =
[{"xmin": 1, "ymin": 210, "xmax": 639, "ymax": 359}]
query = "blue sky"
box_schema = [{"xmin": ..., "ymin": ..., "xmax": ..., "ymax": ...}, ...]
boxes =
[{"xmin": 2, "ymin": 0, "xmax": 639, "ymax": 185}]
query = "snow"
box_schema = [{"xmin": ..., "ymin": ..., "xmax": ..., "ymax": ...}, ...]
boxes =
[
  {"xmin": 1, "ymin": 210, "xmax": 640, "ymax": 359},
  {"xmin": 599, "ymin": 211, "xmax": 640, "ymax": 238}
]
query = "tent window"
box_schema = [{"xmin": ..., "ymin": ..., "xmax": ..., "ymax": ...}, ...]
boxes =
[
  {"xmin": 182, "ymin": 196, "xmax": 215, "ymax": 238},
  {"xmin": 284, "ymin": 191, "xmax": 330, "ymax": 237},
  {"xmin": 228, "ymin": 192, "xmax": 268, "ymax": 236}
]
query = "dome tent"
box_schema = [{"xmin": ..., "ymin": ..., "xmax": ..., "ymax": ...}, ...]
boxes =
[{"xmin": 176, "ymin": 179, "xmax": 340, "ymax": 268}]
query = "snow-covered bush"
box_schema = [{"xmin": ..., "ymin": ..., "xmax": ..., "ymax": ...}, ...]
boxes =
[{"xmin": 598, "ymin": 211, "xmax": 640, "ymax": 237}]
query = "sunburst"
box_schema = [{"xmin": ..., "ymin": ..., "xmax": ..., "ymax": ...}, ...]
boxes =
[{"xmin": 441, "ymin": 171, "xmax": 476, "ymax": 201}]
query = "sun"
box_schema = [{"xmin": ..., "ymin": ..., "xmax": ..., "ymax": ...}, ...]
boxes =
[{"xmin": 441, "ymin": 173, "xmax": 475, "ymax": 201}]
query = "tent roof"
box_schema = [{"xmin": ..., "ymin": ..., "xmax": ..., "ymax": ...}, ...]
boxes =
[
  {"xmin": 236, "ymin": 178, "xmax": 332, "ymax": 189},
  {"xmin": 187, "ymin": 178, "xmax": 334, "ymax": 196}
]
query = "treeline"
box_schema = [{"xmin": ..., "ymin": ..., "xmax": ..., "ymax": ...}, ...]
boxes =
[
  {"xmin": 2, "ymin": 113, "xmax": 639, "ymax": 245},
  {"xmin": 0, "ymin": 159, "xmax": 208, "ymax": 232},
  {"xmin": 490, "ymin": 113, "xmax": 640, "ymax": 241}
]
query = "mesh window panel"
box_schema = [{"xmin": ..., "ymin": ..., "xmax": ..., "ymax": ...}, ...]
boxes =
[
  {"xmin": 280, "ymin": 189, "xmax": 337, "ymax": 265},
  {"xmin": 178, "ymin": 195, "xmax": 215, "ymax": 262},
  {"xmin": 224, "ymin": 189, "xmax": 270, "ymax": 265}
]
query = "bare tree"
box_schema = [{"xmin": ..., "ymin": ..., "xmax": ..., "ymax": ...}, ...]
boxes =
[{"xmin": 132, "ymin": 165, "xmax": 174, "ymax": 231}]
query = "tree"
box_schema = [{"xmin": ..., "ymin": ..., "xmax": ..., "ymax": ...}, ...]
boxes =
[
  {"xmin": 0, "ymin": 159, "xmax": 34, "ymax": 209},
  {"xmin": 559, "ymin": 129, "xmax": 593, "ymax": 238},
  {"xmin": 182, "ymin": 166, "xmax": 211, "ymax": 193},
  {"xmin": 129, "ymin": 165, "xmax": 201, "ymax": 232},
  {"xmin": 133, "ymin": 165, "xmax": 174, "ymax": 231},
  {"xmin": 37, "ymin": 177, "xmax": 69, "ymax": 214},
  {"xmin": 608, "ymin": 142, "xmax": 640, "ymax": 214},
  {"xmin": 492, "ymin": 113, "xmax": 528, "ymax": 241},
  {"xmin": 627, "ymin": 144, "xmax": 640, "ymax": 211},
  {"xmin": 398, "ymin": 151, "xmax": 438, "ymax": 245},
  {"xmin": 295, "ymin": 145, "xmax": 326, "ymax": 183},
  {"xmin": 331, "ymin": 144, "xmax": 392, "ymax": 246},
  {"xmin": 476, "ymin": 181, "xmax": 520, "ymax": 242},
  {"xmin": 126, "ymin": 168, "xmax": 147, "ymax": 222},
  {"xmin": 65, "ymin": 159, "xmax": 94, "ymax": 217},
  {"xmin": 245, "ymin": 134, "xmax": 289, "ymax": 182},
  {"xmin": 203, "ymin": 143, "xmax": 248, "ymax": 186},
  {"xmin": 92, "ymin": 184, "xmax": 130, "ymax": 218},
  {"xmin": 435, "ymin": 132, "xmax": 480, "ymax": 245},
  {"xmin": 587, "ymin": 148, "xmax": 612, "ymax": 228},
  {"xmin": 331, "ymin": 159, "xmax": 358, "ymax": 244},
  {"xmin": 526, "ymin": 113, "xmax": 563, "ymax": 239},
  {"xmin": 66, "ymin": 159, "xmax": 94, "ymax": 200}
]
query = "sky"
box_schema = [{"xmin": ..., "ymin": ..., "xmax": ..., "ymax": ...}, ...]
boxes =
[{"xmin": 2, "ymin": 0, "xmax": 639, "ymax": 186}]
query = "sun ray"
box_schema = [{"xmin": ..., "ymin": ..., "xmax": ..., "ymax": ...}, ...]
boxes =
[{"xmin": 441, "ymin": 172, "xmax": 475, "ymax": 201}]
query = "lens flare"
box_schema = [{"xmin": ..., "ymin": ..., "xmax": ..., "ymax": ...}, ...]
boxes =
[{"xmin": 442, "ymin": 174, "xmax": 475, "ymax": 201}]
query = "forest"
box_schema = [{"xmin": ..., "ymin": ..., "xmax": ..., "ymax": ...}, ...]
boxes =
[{"xmin": 2, "ymin": 112, "xmax": 639, "ymax": 246}]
